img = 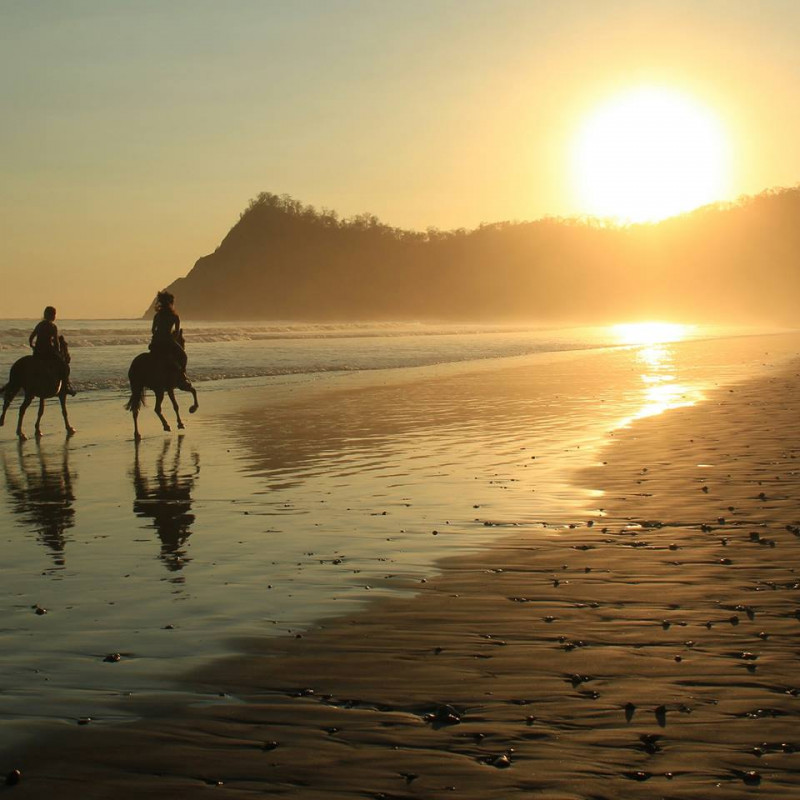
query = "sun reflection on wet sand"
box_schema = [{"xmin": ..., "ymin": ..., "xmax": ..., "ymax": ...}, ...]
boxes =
[
  {"xmin": 606, "ymin": 323, "xmax": 705, "ymax": 427},
  {"xmin": 618, "ymin": 340, "xmax": 703, "ymax": 427}
]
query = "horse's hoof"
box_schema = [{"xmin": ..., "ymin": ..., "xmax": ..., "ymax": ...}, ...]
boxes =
[
  {"xmin": 35, "ymin": 430, "xmax": 42, "ymax": 439},
  {"xmin": 66, "ymin": 427, "xmax": 76, "ymax": 436},
  {"xmin": 163, "ymin": 426, "xmax": 171, "ymax": 432},
  {"xmin": 18, "ymin": 433, "xmax": 27, "ymax": 441},
  {"xmin": 177, "ymin": 422, "xmax": 185, "ymax": 429},
  {"xmin": 134, "ymin": 433, "xmax": 142, "ymax": 443},
  {"xmin": 189, "ymin": 405, "xmax": 198, "ymax": 414}
]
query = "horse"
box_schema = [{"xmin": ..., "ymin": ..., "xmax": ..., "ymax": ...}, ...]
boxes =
[
  {"xmin": 125, "ymin": 352, "xmax": 199, "ymax": 442},
  {"xmin": 0, "ymin": 351, "xmax": 75, "ymax": 440}
]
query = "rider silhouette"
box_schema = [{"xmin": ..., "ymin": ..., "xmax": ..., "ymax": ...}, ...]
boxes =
[
  {"xmin": 29, "ymin": 306, "xmax": 75, "ymax": 396},
  {"xmin": 149, "ymin": 291, "xmax": 190, "ymax": 387}
]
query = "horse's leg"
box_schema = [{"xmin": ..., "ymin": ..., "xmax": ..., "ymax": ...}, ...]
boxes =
[
  {"xmin": 154, "ymin": 390, "xmax": 170, "ymax": 432},
  {"xmin": 185, "ymin": 384, "xmax": 199, "ymax": 414},
  {"xmin": 59, "ymin": 392, "xmax": 75, "ymax": 436},
  {"xmin": 132, "ymin": 403, "xmax": 141, "ymax": 442},
  {"xmin": 167, "ymin": 389, "xmax": 185, "ymax": 429},
  {"xmin": 0, "ymin": 391, "xmax": 10, "ymax": 427},
  {"xmin": 16, "ymin": 393, "xmax": 33, "ymax": 440},
  {"xmin": 35, "ymin": 398, "xmax": 46, "ymax": 438}
]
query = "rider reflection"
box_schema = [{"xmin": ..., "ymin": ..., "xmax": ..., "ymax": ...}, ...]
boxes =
[
  {"xmin": 1, "ymin": 440, "xmax": 76, "ymax": 566},
  {"xmin": 131, "ymin": 436, "xmax": 199, "ymax": 580}
]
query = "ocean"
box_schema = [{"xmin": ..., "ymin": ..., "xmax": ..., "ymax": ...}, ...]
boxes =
[
  {"xmin": 0, "ymin": 318, "xmax": 737, "ymax": 394},
  {"xmin": 1, "ymin": 319, "xmax": 798, "ymax": 755}
]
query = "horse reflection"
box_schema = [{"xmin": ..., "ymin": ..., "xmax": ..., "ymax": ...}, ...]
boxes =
[
  {"xmin": 131, "ymin": 436, "xmax": 199, "ymax": 579},
  {"xmin": 1, "ymin": 440, "xmax": 76, "ymax": 566}
]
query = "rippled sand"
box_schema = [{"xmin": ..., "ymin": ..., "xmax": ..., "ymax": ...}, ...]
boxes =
[{"xmin": 2, "ymin": 332, "xmax": 800, "ymax": 797}]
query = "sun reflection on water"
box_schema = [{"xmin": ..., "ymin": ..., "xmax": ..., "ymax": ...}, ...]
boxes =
[{"xmin": 616, "ymin": 334, "xmax": 703, "ymax": 427}]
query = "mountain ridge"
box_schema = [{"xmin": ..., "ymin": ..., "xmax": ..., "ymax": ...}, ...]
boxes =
[{"xmin": 147, "ymin": 187, "xmax": 800, "ymax": 324}]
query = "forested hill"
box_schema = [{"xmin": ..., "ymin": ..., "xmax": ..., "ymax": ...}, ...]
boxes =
[{"xmin": 150, "ymin": 188, "xmax": 800, "ymax": 323}]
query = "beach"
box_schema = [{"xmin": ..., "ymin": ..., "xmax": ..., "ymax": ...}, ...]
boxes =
[{"xmin": 2, "ymin": 330, "xmax": 800, "ymax": 797}]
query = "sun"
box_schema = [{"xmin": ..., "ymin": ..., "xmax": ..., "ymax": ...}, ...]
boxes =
[{"xmin": 572, "ymin": 87, "xmax": 730, "ymax": 223}]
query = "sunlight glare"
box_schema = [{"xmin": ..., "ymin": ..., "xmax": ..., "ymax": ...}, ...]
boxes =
[
  {"xmin": 612, "ymin": 321, "xmax": 691, "ymax": 346},
  {"xmin": 616, "ymin": 332, "xmax": 702, "ymax": 429},
  {"xmin": 573, "ymin": 87, "xmax": 730, "ymax": 222}
]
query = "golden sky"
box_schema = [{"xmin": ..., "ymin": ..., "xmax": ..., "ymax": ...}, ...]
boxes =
[{"xmin": 2, "ymin": 0, "xmax": 800, "ymax": 318}]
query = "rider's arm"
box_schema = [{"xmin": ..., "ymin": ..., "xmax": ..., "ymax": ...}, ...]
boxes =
[{"xmin": 29, "ymin": 322, "xmax": 40, "ymax": 349}]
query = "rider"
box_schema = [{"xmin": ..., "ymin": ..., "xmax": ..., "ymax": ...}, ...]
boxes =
[
  {"xmin": 149, "ymin": 290, "xmax": 191, "ymax": 388},
  {"xmin": 29, "ymin": 306, "xmax": 76, "ymax": 396}
]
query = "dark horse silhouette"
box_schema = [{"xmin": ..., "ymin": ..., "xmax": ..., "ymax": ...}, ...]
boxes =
[
  {"xmin": 0, "ymin": 345, "xmax": 75, "ymax": 440},
  {"xmin": 125, "ymin": 349, "xmax": 199, "ymax": 442}
]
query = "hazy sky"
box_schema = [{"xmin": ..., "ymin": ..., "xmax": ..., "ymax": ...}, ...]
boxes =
[{"xmin": 2, "ymin": 0, "xmax": 800, "ymax": 318}]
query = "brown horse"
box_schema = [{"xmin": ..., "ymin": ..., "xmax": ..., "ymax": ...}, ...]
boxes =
[
  {"xmin": 125, "ymin": 352, "xmax": 198, "ymax": 442},
  {"xmin": 0, "ymin": 355, "xmax": 75, "ymax": 440}
]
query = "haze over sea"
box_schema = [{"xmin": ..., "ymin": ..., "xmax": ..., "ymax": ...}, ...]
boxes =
[
  {"xmin": 0, "ymin": 319, "xmax": 796, "ymax": 752},
  {"xmin": 0, "ymin": 319, "xmax": 774, "ymax": 394}
]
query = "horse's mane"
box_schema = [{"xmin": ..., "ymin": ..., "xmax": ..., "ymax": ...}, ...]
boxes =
[{"xmin": 59, "ymin": 335, "xmax": 71, "ymax": 364}]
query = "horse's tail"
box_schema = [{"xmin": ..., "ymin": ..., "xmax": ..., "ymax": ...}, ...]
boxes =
[
  {"xmin": 2, "ymin": 358, "xmax": 26, "ymax": 401},
  {"xmin": 1, "ymin": 359, "xmax": 26, "ymax": 425},
  {"xmin": 125, "ymin": 385, "xmax": 146, "ymax": 413},
  {"xmin": 126, "ymin": 354, "xmax": 148, "ymax": 413}
]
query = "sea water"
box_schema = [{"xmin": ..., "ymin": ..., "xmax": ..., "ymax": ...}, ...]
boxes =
[
  {"xmin": 0, "ymin": 319, "xmax": 797, "ymax": 755},
  {"xmin": 0, "ymin": 318, "xmax": 746, "ymax": 393}
]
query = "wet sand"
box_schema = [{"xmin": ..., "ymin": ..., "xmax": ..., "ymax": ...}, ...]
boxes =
[{"xmin": 3, "ymin": 338, "xmax": 800, "ymax": 797}]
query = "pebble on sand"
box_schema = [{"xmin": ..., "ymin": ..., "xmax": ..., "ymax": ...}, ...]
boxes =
[
  {"xmin": 5, "ymin": 769, "xmax": 21, "ymax": 786},
  {"xmin": 428, "ymin": 704, "xmax": 462, "ymax": 726}
]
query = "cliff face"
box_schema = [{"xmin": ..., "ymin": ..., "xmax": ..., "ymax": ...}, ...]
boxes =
[{"xmin": 146, "ymin": 188, "xmax": 800, "ymax": 323}]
